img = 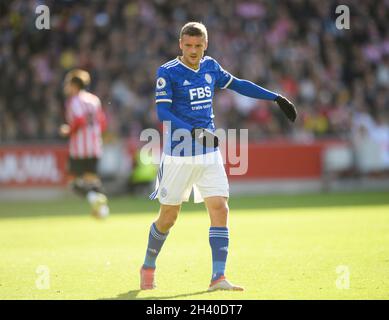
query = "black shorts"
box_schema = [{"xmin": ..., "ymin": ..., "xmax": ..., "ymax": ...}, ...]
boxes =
[{"xmin": 68, "ymin": 157, "xmax": 98, "ymax": 177}]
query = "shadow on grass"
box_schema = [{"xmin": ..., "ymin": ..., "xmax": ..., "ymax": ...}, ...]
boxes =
[
  {"xmin": 1, "ymin": 191, "xmax": 389, "ymax": 219},
  {"xmin": 100, "ymin": 289, "xmax": 209, "ymax": 300}
]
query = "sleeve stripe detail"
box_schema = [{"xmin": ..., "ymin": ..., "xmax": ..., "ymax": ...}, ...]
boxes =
[
  {"xmin": 221, "ymin": 75, "xmax": 234, "ymax": 89},
  {"xmin": 166, "ymin": 61, "xmax": 179, "ymax": 69},
  {"xmin": 161, "ymin": 59, "xmax": 178, "ymax": 68},
  {"xmin": 156, "ymin": 99, "xmax": 172, "ymax": 103}
]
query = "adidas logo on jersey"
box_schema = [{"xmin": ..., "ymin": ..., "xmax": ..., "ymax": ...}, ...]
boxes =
[{"xmin": 183, "ymin": 80, "xmax": 191, "ymax": 86}]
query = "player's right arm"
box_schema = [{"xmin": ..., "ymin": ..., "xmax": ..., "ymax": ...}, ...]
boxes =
[{"xmin": 155, "ymin": 67, "xmax": 193, "ymax": 131}]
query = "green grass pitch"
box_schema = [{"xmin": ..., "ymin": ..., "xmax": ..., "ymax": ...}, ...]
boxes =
[{"xmin": 1, "ymin": 191, "xmax": 389, "ymax": 300}]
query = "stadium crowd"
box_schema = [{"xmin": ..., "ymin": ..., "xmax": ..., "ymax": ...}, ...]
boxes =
[{"xmin": 0, "ymin": 0, "xmax": 388, "ymax": 146}]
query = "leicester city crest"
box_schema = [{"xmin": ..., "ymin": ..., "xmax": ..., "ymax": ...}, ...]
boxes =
[{"xmin": 205, "ymin": 73, "xmax": 212, "ymax": 84}]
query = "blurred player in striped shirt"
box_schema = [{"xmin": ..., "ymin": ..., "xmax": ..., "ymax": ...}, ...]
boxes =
[{"xmin": 59, "ymin": 69, "xmax": 109, "ymax": 219}]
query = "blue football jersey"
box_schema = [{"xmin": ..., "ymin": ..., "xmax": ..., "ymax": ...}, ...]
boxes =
[{"xmin": 155, "ymin": 56, "xmax": 233, "ymax": 156}]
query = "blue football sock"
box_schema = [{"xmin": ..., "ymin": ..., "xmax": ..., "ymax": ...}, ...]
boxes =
[
  {"xmin": 143, "ymin": 223, "xmax": 169, "ymax": 269},
  {"xmin": 209, "ymin": 227, "xmax": 229, "ymax": 282}
]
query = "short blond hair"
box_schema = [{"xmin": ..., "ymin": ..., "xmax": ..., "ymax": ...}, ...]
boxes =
[
  {"xmin": 64, "ymin": 69, "xmax": 91, "ymax": 89},
  {"xmin": 180, "ymin": 22, "xmax": 208, "ymax": 42}
]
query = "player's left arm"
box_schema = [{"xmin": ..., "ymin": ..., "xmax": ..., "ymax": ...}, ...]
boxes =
[
  {"xmin": 227, "ymin": 78, "xmax": 297, "ymax": 122},
  {"xmin": 213, "ymin": 58, "xmax": 297, "ymax": 122}
]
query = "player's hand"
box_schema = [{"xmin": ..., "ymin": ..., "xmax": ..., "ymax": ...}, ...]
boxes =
[
  {"xmin": 275, "ymin": 95, "xmax": 297, "ymax": 122},
  {"xmin": 191, "ymin": 128, "xmax": 219, "ymax": 148},
  {"xmin": 59, "ymin": 124, "xmax": 70, "ymax": 137}
]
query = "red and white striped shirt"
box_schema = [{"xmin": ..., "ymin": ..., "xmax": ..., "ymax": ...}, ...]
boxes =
[{"xmin": 65, "ymin": 90, "xmax": 107, "ymax": 159}]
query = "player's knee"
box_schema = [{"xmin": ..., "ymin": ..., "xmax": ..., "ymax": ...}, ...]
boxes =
[
  {"xmin": 162, "ymin": 211, "xmax": 178, "ymax": 229},
  {"xmin": 207, "ymin": 198, "xmax": 229, "ymax": 227},
  {"xmin": 70, "ymin": 177, "xmax": 104, "ymax": 196},
  {"xmin": 157, "ymin": 205, "xmax": 180, "ymax": 231},
  {"xmin": 217, "ymin": 204, "xmax": 229, "ymax": 219},
  {"xmin": 210, "ymin": 199, "xmax": 229, "ymax": 216},
  {"xmin": 82, "ymin": 173, "xmax": 99, "ymax": 182}
]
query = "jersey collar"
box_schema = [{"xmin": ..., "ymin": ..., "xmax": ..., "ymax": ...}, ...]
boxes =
[{"xmin": 176, "ymin": 56, "xmax": 203, "ymax": 73}]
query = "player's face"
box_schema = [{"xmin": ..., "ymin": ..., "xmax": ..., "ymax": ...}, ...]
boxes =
[
  {"xmin": 63, "ymin": 80, "xmax": 77, "ymax": 97},
  {"xmin": 179, "ymin": 35, "xmax": 207, "ymax": 68},
  {"xmin": 63, "ymin": 80, "xmax": 71, "ymax": 96}
]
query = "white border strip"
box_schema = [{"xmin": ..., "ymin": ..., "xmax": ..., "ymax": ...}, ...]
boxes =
[
  {"xmin": 156, "ymin": 99, "xmax": 172, "ymax": 103},
  {"xmin": 221, "ymin": 75, "xmax": 234, "ymax": 89},
  {"xmin": 190, "ymin": 99, "xmax": 212, "ymax": 105}
]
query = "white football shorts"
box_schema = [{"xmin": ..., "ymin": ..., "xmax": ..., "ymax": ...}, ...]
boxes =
[{"xmin": 149, "ymin": 150, "xmax": 229, "ymax": 205}]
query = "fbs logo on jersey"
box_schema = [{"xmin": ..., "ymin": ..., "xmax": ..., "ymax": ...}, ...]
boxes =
[
  {"xmin": 156, "ymin": 77, "xmax": 166, "ymax": 89},
  {"xmin": 189, "ymin": 86, "xmax": 212, "ymax": 100}
]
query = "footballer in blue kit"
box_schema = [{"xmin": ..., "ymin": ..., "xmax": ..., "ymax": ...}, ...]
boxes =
[{"xmin": 140, "ymin": 22, "xmax": 297, "ymax": 291}]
